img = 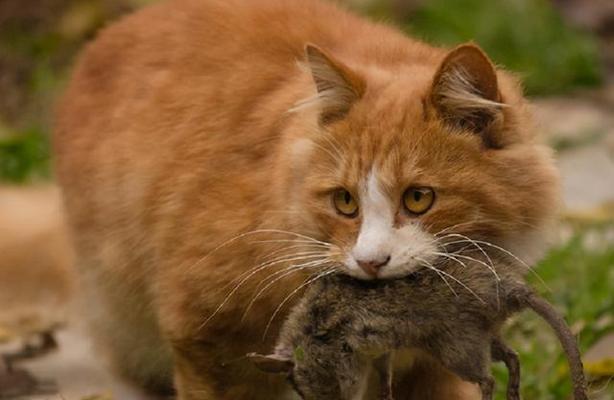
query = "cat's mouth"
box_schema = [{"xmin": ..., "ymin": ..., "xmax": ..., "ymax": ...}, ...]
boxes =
[{"xmin": 342, "ymin": 256, "xmax": 426, "ymax": 281}]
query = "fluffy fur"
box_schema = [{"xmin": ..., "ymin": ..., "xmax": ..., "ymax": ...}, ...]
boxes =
[
  {"xmin": 54, "ymin": 0, "xmax": 560, "ymax": 398},
  {"xmin": 249, "ymin": 259, "xmax": 587, "ymax": 400}
]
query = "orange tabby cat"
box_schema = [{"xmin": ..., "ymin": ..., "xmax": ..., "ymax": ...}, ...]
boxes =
[{"xmin": 54, "ymin": 0, "xmax": 560, "ymax": 398}]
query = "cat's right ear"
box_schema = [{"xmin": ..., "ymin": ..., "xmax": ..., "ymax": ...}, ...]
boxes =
[
  {"xmin": 247, "ymin": 352, "xmax": 294, "ymax": 374},
  {"xmin": 304, "ymin": 44, "xmax": 366, "ymax": 125}
]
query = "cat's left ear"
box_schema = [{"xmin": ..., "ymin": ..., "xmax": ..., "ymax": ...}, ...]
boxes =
[
  {"xmin": 247, "ymin": 352, "xmax": 294, "ymax": 374},
  {"xmin": 429, "ymin": 43, "xmax": 506, "ymax": 147},
  {"xmin": 304, "ymin": 44, "xmax": 366, "ymax": 125}
]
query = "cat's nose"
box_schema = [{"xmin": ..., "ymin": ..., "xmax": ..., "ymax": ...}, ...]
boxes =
[{"xmin": 356, "ymin": 255, "xmax": 391, "ymax": 277}]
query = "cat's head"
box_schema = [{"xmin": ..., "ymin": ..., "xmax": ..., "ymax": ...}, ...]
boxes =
[{"xmin": 278, "ymin": 43, "xmax": 559, "ymax": 280}]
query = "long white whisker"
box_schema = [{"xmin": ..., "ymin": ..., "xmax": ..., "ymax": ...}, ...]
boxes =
[
  {"xmin": 218, "ymin": 251, "xmax": 330, "ymax": 293},
  {"xmin": 417, "ymin": 256, "xmax": 485, "ymax": 304},
  {"xmin": 441, "ymin": 238, "xmax": 550, "ymax": 291},
  {"xmin": 187, "ymin": 229, "xmax": 332, "ymax": 273},
  {"xmin": 200, "ymin": 254, "xmax": 330, "ymax": 329},
  {"xmin": 435, "ymin": 251, "xmax": 501, "ymax": 309},
  {"xmin": 252, "ymin": 252, "xmax": 335, "ymax": 293},
  {"xmin": 262, "ymin": 267, "xmax": 338, "ymax": 339},
  {"xmin": 256, "ymin": 244, "xmax": 331, "ymax": 263},
  {"xmin": 241, "ymin": 259, "xmax": 332, "ymax": 322},
  {"xmin": 439, "ymin": 233, "xmax": 495, "ymax": 272},
  {"xmin": 414, "ymin": 256, "xmax": 458, "ymax": 298},
  {"xmin": 435, "ymin": 250, "xmax": 500, "ymax": 284},
  {"xmin": 250, "ymin": 239, "xmax": 332, "ymax": 246}
]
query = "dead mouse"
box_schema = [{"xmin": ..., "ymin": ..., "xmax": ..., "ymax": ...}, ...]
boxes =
[{"xmin": 248, "ymin": 259, "xmax": 587, "ymax": 400}]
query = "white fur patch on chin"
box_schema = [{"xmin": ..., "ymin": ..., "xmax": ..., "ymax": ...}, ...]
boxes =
[{"xmin": 379, "ymin": 224, "xmax": 437, "ymax": 279}]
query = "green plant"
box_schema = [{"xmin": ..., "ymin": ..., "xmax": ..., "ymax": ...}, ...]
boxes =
[
  {"xmin": 493, "ymin": 232, "xmax": 614, "ymax": 399},
  {"xmin": 404, "ymin": 0, "xmax": 602, "ymax": 95},
  {"xmin": 0, "ymin": 128, "xmax": 50, "ymax": 183}
]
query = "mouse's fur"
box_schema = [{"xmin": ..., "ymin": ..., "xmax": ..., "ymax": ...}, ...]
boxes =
[{"xmin": 249, "ymin": 260, "xmax": 587, "ymax": 400}]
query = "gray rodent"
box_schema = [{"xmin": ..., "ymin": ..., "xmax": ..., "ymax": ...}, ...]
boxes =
[{"xmin": 248, "ymin": 258, "xmax": 588, "ymax": 400}]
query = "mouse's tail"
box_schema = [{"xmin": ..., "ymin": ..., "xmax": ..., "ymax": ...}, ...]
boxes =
[{"xmin": 523, "ymin": 292, "xmax": 588, "ymax": 400}]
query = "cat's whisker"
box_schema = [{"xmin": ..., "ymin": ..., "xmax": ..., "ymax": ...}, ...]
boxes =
[
  {"xmin": 241, "ymin": 258, "xmax": 334, "ymax": 323},
  {"xmin": 422, "ymin": 258, "xmax": 486, "ymax": 304},
  {"xmin": 216, "ymin": 241, "xmax": 336, "ymax": 298},
  {"xmin": 200, "ymin": 254, "xmax": 333, "ymax": 329},
  {"xmin": 436, "ymin": 251, "xmax": 501, "ymax": 309},
  {"xmin": 414, "ymin": 256, "xmax": 458, "ymax": 298},
  {"xmin": 262, "ymin": 266, "xmax": 339, "ymax": 340},
  {"xmin": 187, "ymin": 228, "xmax": 332, "ymax": 274},
  {"xmin": 218, "ymin": 251, "xmax": 333, "ymax": 294},
  {"xmin": 250, "ymin": 256, "xmax": 331, "ymax": 293},
  {"xmin": 255, "ymin": 229, "xmax": 332, "ymax": 246},
  {"xmin": 433, "ymin": 217, "xmax": 542, "ymax": 239},
  {"xmin": 434, "ymin": 249, "xmax": 500, "ymax": 284},
  {"xmin": 256, "ymin": 244, "xmax": 332, "ymax": 264},
  {"xmin": 185, "ymin": 229, "xmax": 317, "ymax": 273},
  {"xmin": 437, "ymin": 233, "xmax": 495, "ymax": 271},
  {"xmin": 439, "ymin": 238, "xmax": 551, "ymax": 292},
  {"xmin": 250, "ymin": 239, "xmax": 332, "ymax": 248},
  {"xmin": 434, "ymin": 221, "xmax": 479, "ymax": 237},
  {"xmin": 259, "ymin": 249, "xmax": 332, "ymax": 262}
]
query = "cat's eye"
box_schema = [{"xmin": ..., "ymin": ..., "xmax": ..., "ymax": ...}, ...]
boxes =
[
  {"xmin": 333, "ymin": 189, "xmax": 358, "ymax": 217},
  {"xmin": 403, "ymin": 187, "xmax": 435, "ymax": 215}
]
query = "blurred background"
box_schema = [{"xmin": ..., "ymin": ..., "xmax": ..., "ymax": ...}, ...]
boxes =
[{"xmin": 0, "ymin": 0, "xmax": 612, "ymax": 399}]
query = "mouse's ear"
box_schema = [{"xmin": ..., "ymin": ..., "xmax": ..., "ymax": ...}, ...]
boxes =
[{"xmin": 247, "ymin": 352, "xmax": 294, "ymax": 374}]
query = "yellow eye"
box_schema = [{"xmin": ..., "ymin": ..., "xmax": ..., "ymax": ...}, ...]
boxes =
[
  {"xmin": 403, "ymin": 187, "xmax": 435, "ymax": 215},
  {"xmin": 333, "ymin": 189, "xmax": 358, "ymax": 217}
]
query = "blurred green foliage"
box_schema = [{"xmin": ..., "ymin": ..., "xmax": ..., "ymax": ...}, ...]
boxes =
[
  {"xmin": 0, "ymin": 0, "xmax": 140, "ymax": 183},
  {"xmin": 404, "ymin": 0, "xmax": 603, "ymax": 95},
  {"xmin": 493, "ymin": 232, "xmax": 614, "ymax": 399},
  {"xmin": 0, "ymin": 128, "xmax": 50, "ymax": 183},
  {"xmin": 0, "ymin": 0, "xmax": 606, "ymax": 183}
]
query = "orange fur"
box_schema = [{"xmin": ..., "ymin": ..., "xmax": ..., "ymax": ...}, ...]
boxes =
[{"xmin": 54, "ymin": 0, "xmax": 559, "ymax": 398}]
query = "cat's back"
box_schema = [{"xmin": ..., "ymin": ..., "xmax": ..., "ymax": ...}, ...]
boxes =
[{"xmin": 53, "ymin": 0, "xmax": 442, "ymax": 282}]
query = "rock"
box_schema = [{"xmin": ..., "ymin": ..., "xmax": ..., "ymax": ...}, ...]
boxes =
[
  {"xmin": 0, "ymin": 184, "xmax": 75, "ymax": 338},
  {"xmin": 584, "ymin": 333, "xmax": 614, "ymax": 377}
]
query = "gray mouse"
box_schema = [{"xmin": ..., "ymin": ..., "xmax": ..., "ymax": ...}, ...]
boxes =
[{"xmin": 248, "ymin": 258, "xmax": 587, "ymax": 400}]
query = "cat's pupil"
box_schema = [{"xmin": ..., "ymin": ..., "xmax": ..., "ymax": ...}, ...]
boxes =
[
  {"xmin": 344, "ymin": 192, "xmax": 351, "ymax": 204},
  {"xmin": 414, "ymin": 191, "xmax": 422, "ymax": 202}
]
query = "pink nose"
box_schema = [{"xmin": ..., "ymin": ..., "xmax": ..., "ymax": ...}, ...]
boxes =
[{"xmin": 356, "ymin": 256, "xmax": 391, "ymax": 277}]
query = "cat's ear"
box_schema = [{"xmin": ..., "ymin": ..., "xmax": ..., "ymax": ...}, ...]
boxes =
[
  {"xmin": 429, "ymin": 43, "xmax": 506, "ymax": 146},
  {"xmin": 304, "ymin": 44, "xmax": 366, "ymax": 125},
  {"xmin": 247, "ymin": 352, "xmax": 294, "ymax": 374}
]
